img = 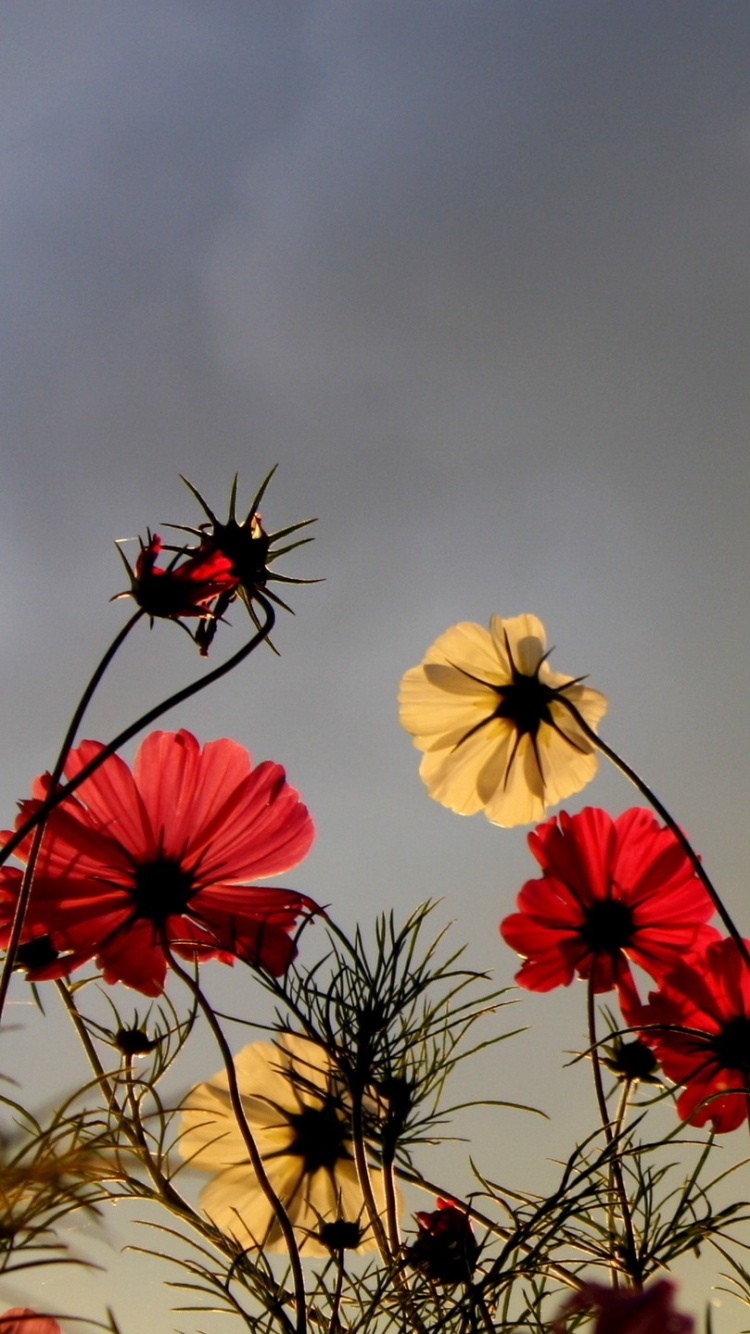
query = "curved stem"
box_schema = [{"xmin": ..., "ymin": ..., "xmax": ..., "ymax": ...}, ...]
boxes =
[
  {"xmin": 0, "ymin": 612, "xmax": 144, "ymax": 1023},
  {"xmin": 57, "ymin": 980, "xmax": 295, "ymax": 1330},
  {"xmin": 0, "ymin": 598, "xmax": 276, "ymax": 872},
  {"xmin": 587, "ymin": 978, "xmax": 639, "ymax": 1290},
  {"xmin": 558, "ymin": 697, "xmax": 750, "ymax": 975},
  {"xmin": 166, "ymin": 950, "xmax": 307, "ymax": 1334},
  {"xmin": 55, "ymin": 979, "xmax": 120, "ymax": 1110},
  {"xmin": 327, "ymin": 1255, "xmax": 344, "ymax": 1334},
  {"xmin": 350, "ymin": 1087, "xmax": 390, "ymax": 1264},
  {"xmin": 382, "ymin": 1155, "xmax": 401, "ymax": 1254}
]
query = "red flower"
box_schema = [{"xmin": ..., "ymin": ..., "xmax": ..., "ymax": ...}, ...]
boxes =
[
  {"xmin": 119, "ymin": 532, "xmax": 239, "ymax": 626},
  {"xmin": 634, "ymin": 936, "xmax": 750, "ymax": 1133},
  {"xmin": 406, "ymin": 1198, "xmax": 479, "ymax": 1285},
  {"xmin": 553, "ymin": 1279, "xmax": 694, "ymax": 1333},
  {"xmin": 0, "ymin": 730, "xmax": 316, "ymax": 996},
  {"xmin": 0, "ymin": 1312, "xmax": 63, "ymax": 1334},
  {"xmin": 500, "ymin": 808, "xmax": 717, "ymax": 998}
]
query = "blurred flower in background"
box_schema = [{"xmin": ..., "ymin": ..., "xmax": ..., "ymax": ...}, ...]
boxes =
[{"xmin": 180, "ymin": 1033, "xmax": 389, "ymax": 1255}]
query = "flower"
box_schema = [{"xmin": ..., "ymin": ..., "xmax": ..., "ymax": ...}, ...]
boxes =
[
  {"xmin": 602, "ymin": 1037, "xmax": 660, "ymax": 1085},
  {"xmin": 553, "ymin": 1279, "xmax": 694, "ymax": 1333},
  {"xmin": 0, "ymin": 730, "xmax": 316, "ymax": 996},
  {"xmin": 500, "ymin": 807, "xmax": 717, "ymax": 998},
  {"xmin": 406, "ymin": 1198, "xmax": 479, "ymax": 1285},
  {"xmin": 0, "ymin": 1312, "xmax": 63, "ymax": 1334},
  {"xmin": 179, "ymin": 1033, "xmax": 389, "ymax": 1256},
  {"xmin": 398, "ymin": 614, "xmax": 607, "ymax": 827},
  {"xmin": 635, "ymin": 936, "xmax": 750, "ymax": 1132},
  {"xmin": 116, "ymin": 532, "xmax": 239, "ymax": 629},
  {"xmin": 178, "ymin": 471, "xmax": 317, "ymax": 654}
]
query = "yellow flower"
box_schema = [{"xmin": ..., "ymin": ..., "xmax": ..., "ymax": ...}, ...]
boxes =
[
  {"xmin": 398, "ymin": 613, "xmax": 607, "ymax": 828},
  {"xmin": 179, "ymin": 1034, "xmax": 389, "ymax": 1256}
]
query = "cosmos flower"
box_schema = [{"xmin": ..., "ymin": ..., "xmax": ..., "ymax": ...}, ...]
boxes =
[
  {"xmin": 116, "ymin": 532, "xmax": 239, "ymax": 628},
  {"xmin": 553, "ymin": 1279, "xmax": 694, "ymax": 1333},
  {"xmin": 500, "ymin": 807, "xmax": 717, "ymax": 997},
  {"xmin": 406, "ymin": 1197, "xmax": 479, "ymax": 1285},
  {"xmin": 178, "ymin": 471, "xmax": 317, "ymax": 654},
  {"xmin": 0, "ymin": 1312, "xmax": 63, "ymax": 1334},
  {"xmin": 398, "ymin": 614, "xmax": 607, "ymax": 827},
  {"xmin": 0, "ymin": 730, "xmax": 316, "ymax": 997},
  {"xmin": 634, "ymin": 936, "xmax": 750, "ymax": 1133},
  {"xmin": 179, "ymin": 1033, "xmax": 389, "ymax": 1256}
]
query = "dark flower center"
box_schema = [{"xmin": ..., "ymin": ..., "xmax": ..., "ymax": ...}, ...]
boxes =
[
  {"xmin": 136, "ymin": 574, "xmax": 197, "ymax": 619},
  {"xmin": 211, "ymin": 518, "xmax": 271, "ymax": 590},
  {"xmin": 131, "ymin": 856, "xmax": 195, "ymax": 922},
  {"xmin": 579, "ymin": 900, "xmax": 635, "ymax": 956},
  {"xmin": 116, "ymin": 1027, "xmax": 159, "ymax": 1056},
  {"xmin": 710, "ymin": 1015, "xmax": 750, "ymax": 1074},
  {"xmin": 319, "ymin": 1219, "xmax": 362, "ymax": 1251},
  {"xmin": 14, "ymin": 935, "xmax": 60, "ymax": 970},
  {"xmin": 494, "ymin": 670, "xmax": 554, "ymax": 738},
  {"xmin": 604, "ymin": 1039, "xmax": 659, "ymax": 1082},
  {"xmin": 287, "ymin": 1102, "xmax": 349, "ymax": 1172}
]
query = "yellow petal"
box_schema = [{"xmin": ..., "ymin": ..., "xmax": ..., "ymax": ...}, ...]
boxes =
[
  {"xmin": 419, "ymin": 719, "xmax": 513, "ymax": 815},
  {"xmin": 490, "ymin": 613, "xmax": 547, "ymax": 676}
]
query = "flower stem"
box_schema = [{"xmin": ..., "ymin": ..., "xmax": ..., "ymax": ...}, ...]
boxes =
[
  {"xmin": 166, "ymin": 950, "xmax": 307, "ymax": 1334},
  {"xmin": 57, "ymin": 979, "xmax": 296, "ymax": 1332},
  {"xmin": 0, "ymin": 598, "xmax": 276, "ymax": 874},
  {"xmin": 586, "ymin": 978, "xmax": 639, "ymax": 1290},
  {"xmin": 350, "ymin": 1086, "xmax": 391, "ymax": 1263},
  {"xmin": 558, "ymin": 697, "xmax": 750, "ymax": 976},
  {"xmin": 0, "ymin": 610, "xmax": 144, "ymax": 1024},
  {"xmin": 382, "ymin": 1154, "xmax": 402, "ymax": 1254}
]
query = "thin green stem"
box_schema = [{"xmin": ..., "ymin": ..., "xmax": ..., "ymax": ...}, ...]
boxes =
[
  {"xmin": 558, "ymin": 697, "xmax": 750, "ymax": 975},
  {"xmin": 350, "ymin": 1087, "xmax": 391, "ymax": 1264},
  {"xmin": 327, "ymin": 1255, "xmax": 344, "ymax": 1334},
  {"xmin": 587, "ymin": 978, "xmax": 639, "ymax": 1290},
  {"xmin": 57, "ymin": 980, "xmax": 295, "ymax": 1329},
  {"xmin": 55, "ymin": 979, "xmax": 120, "ymax": 1110},
  {"xmin": 0, "ymin": 598, "xmax": 276, "ymax": 873},
  {"xmin": 382, "ymin": 1155, "xmax": 402, "ymax": 1255},
  {"xmin": 166, "ymin": 950, "xmax": 306, "ymax": 1334},
  {"xmin": 0, "ymin": 611, "xmax": 143, "ymax": 1022}
]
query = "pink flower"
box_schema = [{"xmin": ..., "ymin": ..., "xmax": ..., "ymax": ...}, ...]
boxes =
[
  {"xmin": 1, "ymin": 730, "xmax": 317, "ymax": 996},
  {"xmin": 553, "ymin": 1279, "xmax": 694, "ymax": 1333},
  {"xmin": 0, "ymin": 1311, "xmax": 63, "ymax": 1334}
]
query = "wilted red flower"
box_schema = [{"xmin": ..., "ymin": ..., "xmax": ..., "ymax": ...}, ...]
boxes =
[
  {"xmin": 634, "ymin": 936, "xmax": 750, "ymax": 1133},
  {"xmin": 406, "ymin": 1197, "xmax": 479, "ymax": 1285},
  {"xmin": 553, "ymin": 1279, "xmax": 694, "ymax": 1333},
  {"xmin": 0, "ymin": 730, "xmax": 316, "ymax": 996},
  {"xmin": 179, "ymin": 471, "xmax": 317, "ymax": 653},
  {"xmin": 0, "ymin": 1311, "xmax": 63, "ymax": 1334},
  {"xmin": 116, "ymin": 532, "xmax": 239, "ymax": 628},
  {"xmin": 500, "ymin": 807, "xmax": 717, "ymax": 999}
]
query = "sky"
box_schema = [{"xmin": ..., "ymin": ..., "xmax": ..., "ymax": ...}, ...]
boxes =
[{"xmin": 2, "ymin": 2, "xmax": 750, "ymax": 1329}]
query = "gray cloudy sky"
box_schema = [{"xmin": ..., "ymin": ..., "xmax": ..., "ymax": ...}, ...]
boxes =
[{"xmin": 2, "ymin": 3, "xmax": 750, "ymax": 1328}]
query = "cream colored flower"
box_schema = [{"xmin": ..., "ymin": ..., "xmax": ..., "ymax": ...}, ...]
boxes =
[
  {"xmin": 398, "ymin": 613, "xmax": 607, "ymax": 828},
  {"xmin": 179, "ymin": 1034, "xmax": 388, "ymax": 1256}
]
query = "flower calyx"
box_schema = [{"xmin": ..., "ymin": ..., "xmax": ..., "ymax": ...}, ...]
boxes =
[{"xmin": 175, "ymin": 469, "xmax": 318, "ymax": 654}]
